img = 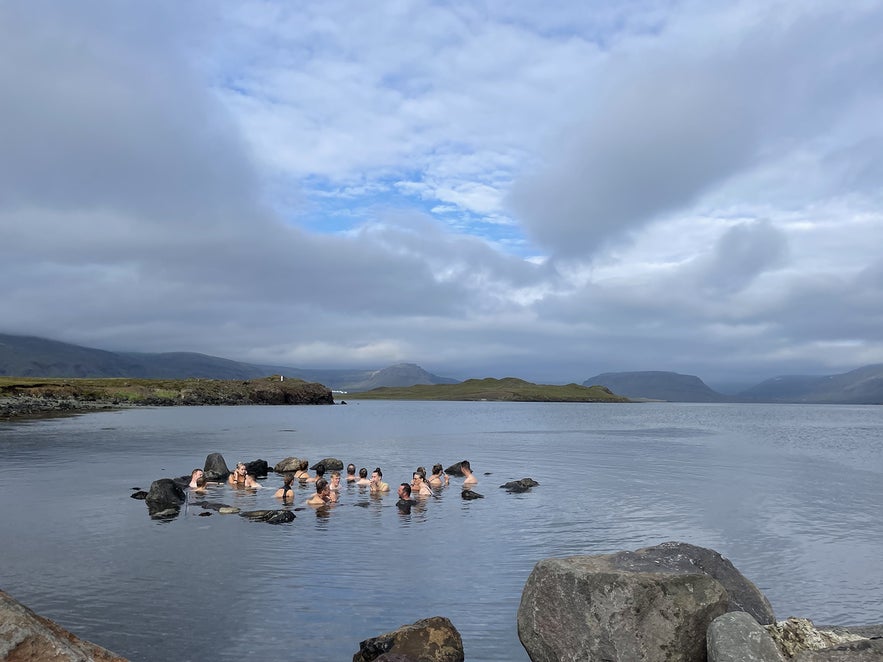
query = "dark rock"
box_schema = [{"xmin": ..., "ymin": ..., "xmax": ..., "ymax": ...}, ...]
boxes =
[
  {"xmin": 312, "ymin": 457, "xmax": 343, "ymax": 471},
  {"xmin": 708, "ymin": 611, "xmax": 784, "ymax": 662},
  {"xmin": 274, "ymin": 456, "xmax": 305, "ymax": 473},
  {"xmin": 445, "ymin": 462, "xmax": 464, "ymax": 476},
  {"xmin": 518, "ymin": 547, "xmax": 730, "ymax": 662},
  {"xmin": 203, "ymin": 452, "xmax": 230, "ymax": 481},
  {"xmin": 130, "ymin": 490, "xmax": 148, "ymax": 500},
  {"xmin": 353, "ymin": 616, "xmax": 464, "ymax": 662},
  {"xmin": 194, "ymin": 501, "xmax": 233, "ymax": 512},
  {"xmin": 198, "ymin": 511, "xmax": 212, "ymax": 517},
  {"xmin": 145, "ymin": 478, "xmax": 185, "ymax": 518},
  {"xmin": 239, "ymin": 509, "xmax": 295, "ymax": 524},
  {"xmin": 0, "ymin": 588, "xmax": 128, "ymax": 661},
  {"xmin": 245, "ymin": 458, "xmax": 269, "ymax": 477},
  {"xmin": 606, "ymin": 541, "xmax": 775, "ymax": 625},
  {"xmin": 500, "ymin": 478, "xmax": 540, "ymax": 493},
  {"xmin": 461, "ymin": 489, "xmax": 484, "ymax": 500}
]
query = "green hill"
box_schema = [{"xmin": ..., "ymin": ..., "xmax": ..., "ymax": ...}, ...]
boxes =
[{"xmin": 345, "ymin": 377, "xmax": 630, "ymax": 402}]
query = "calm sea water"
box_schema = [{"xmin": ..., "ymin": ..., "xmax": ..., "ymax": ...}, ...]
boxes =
[{"xmin": 1, "ymin": 401, "xmax": 881, "ymax": 661}]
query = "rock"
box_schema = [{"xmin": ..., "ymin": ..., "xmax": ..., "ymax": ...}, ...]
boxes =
[
  {"xmin": 144, "ymin": 479, "xmax": 185, "ymax": 519},
  {"xmin": 244, "ymin": 459, "xmax": 269, "ymax": 477},
  {"xmin": 353, "ymin": 616, "xmax": 464, "ymax": 662},
  {"xmin": 203, "ymin": 452, "xmax": 230, "ymax": 481},
  {"xmin": 461, "ymin": 489, "xmax": 484, "ymax": 500},
  {"xmin": 793, "ymin": 638, "xmax": 883, "ymax": 661},
  {"xmin": 766, "ymin": 618, "xmax": 869, "ymax": 659},
  {"xmin": 517, "ymin": 549, "xmax": 730, "ymax": 662},
  {"xmin": 606, "ymin": 541, "xmax": 776, "ymax": 625},
  {"xmin": 0, "ymin": 588, "xmax": 128, "ymax": 661},
  {"xmin": 194, "ymin": 501, "xmax": 233, "ymax": 512},
  {"xmin": 239, "ymin": 509, "xmax": 295, "ymax": 524},
  {"xmin": 218, "ymin": 506, "xmax": 240, "ymax": 515},
  {"xmin": 444, "ymin": 462, "xmax": 464, "ymax": 477},
  {"xmin": 708, "ymin": 611, "xmax": 784, "ymax": 662},
  {"xmin": 274, "ymin": 456, "xmax": 305, "ymax": 473},
  {"xmin": 500, "ymin": 478, "xmax": 540, "ymax": 493},
  {"xmin": 129, "ymin": 491, "xmax": 147, "ymax": 500},
  {"xmin": 311, "ymin": 458, "xmax": 343, "ymax": 471}
]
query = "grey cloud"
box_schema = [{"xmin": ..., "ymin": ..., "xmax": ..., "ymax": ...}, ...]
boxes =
[
  {"xmin": 699, "ymin": 220, "xmax": 789, "ymax": 296},
  {"xmin": 508, "ymin": 2, "xmax": 883, "ymax": 258}
]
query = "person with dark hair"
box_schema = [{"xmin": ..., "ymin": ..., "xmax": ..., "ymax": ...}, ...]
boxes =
[
  {"xmin": 307, "ymin": 462, "xmax": 326, "ymax": 484},
  {"xmin": 428, "ymin": 463, "xmax": 449, "ymax": 487},
  {"xmin": 274, "ymin": 473, "xmax": 296, "ymax": 502},
  {"xmin": 396, "ymin": 483, "xmax": 416, "ymax": 511},
  {"xmin": 294, "ymin": 459, "xmax": 310, "ymax": 481},
  {"xmin": 306, "ymin": 477, "xmax": 336, "ymax": 505},
  {"xmin": 193, "ymin": 474, "xmax": 208, "ymax": 494},
  {"xmin": 369, "ymin": 467, "xmax": 389, "ymax": 493},
  {"xmin": 345, "ymin": 463, "xmax": 357, "ymax": 483},
  {"xmin": 461, "ymin": 459, "xmax": 477, "ymax": 487},
  {"xmin": 356, "ymin": 467, "xmax": 371, "ymax": 486},
  {"xmin": 188, "ymin": 468, "xmax": 204, "ymax": 489}
]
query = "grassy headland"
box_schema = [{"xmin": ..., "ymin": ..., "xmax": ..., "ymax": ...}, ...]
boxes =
[
  {"xmin": 343, "ymin": 377, "xmax": 630, "ymax": 402},
  {"xmin": 0, "ymin": 376, "xmax": 334, "ymax": 419}
]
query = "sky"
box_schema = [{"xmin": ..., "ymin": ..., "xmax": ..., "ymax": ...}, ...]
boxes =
[{"xmin": 2, "ymin": 0, "xmax": 882, "ymax": 388}]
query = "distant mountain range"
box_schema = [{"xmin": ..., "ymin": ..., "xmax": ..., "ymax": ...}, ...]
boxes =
[
  {"xmin": 2, "ymin": 333, "xmax": 881, "ymax": 403},
  {"xmin": 585, "ymin": 367, "xmax": 883, "ymax": 404},
  {"xmin": 0, "ymin": 333, "xmax": 457, "ymax": 393}
]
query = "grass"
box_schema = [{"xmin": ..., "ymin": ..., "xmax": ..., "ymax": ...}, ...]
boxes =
[{"xmin": 344, "ymin": 377, "xmax": 630, "ymax": 402}]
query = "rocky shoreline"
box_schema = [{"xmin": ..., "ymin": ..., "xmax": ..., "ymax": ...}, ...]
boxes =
[
  {"xmin": 2, "ymin": 542, "xmax": 879, "ymax": 661},
  {"xmin": 0, "ymin": 376, "xmax": 334, "ymax": 421}
]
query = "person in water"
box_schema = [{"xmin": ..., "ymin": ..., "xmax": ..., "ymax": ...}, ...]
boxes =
[
  {"xmin": 356, "ymin": 467, "xmax": 371, "ymax": 486},
  {"xmin": 306, "ymin": 477, "xmax": 336, "ymax": 506},
  {"xmin": 294, "ymin": 459, "xmax": 310, "ymax": 481},
  {"xmin": 192, "ymin": 475, "xmax": 208, "ymax": 494},
  {"xmin": 329, "ymin": 470, "xmax": 341, "ymax": 491},
  {"xmin": 228, "ymin": 462, "xmax": 261, "ymax": 488},
  {"xmin": 188, "ymin": 468, "xmax": 204, "ymax": 489},
  {"xmin": 274, "ymin": 473, "xmax": 295, "ymax": 502},
  {"xmin": 411, "ymin": 471, "xmax": 432, "ymax": 497},
  {"xmin": 369, "ymin": 468, "xmax": 389, "ymax": 493},
  {"xmin": 461, "ymin": 459, "xmax": 477, "ymax": 487},
  {"xmin": 396, "ymin": 483, "xmax": 417, "ymax": 510},
  {"xmin": 307, "ymin": 462, "xmax": 326, "ymax": 484},
  {"xmin": 428, "ymin": 463, "xmax": 449, "ymax": 487},
  {"xmin": 345, "ymin": 464, "xmax": 357, "ymax": 483}
]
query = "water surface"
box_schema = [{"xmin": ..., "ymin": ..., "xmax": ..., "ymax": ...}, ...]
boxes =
[{"xmin": 1, "ymin": 401, "xmax": 881, "ymax": 661}]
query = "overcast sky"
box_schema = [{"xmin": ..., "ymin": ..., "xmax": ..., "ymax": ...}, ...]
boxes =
[{"xmin": 2, "ymin": 0, "xmax": 882, "ymax": 387}]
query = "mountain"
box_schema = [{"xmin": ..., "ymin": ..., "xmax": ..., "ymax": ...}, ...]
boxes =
[
  {"xmin": 0, "ymin": 333, "xmax": 456, "ymax": 392},
  {"xmin": 583, "ymin": 371, "xmax": 727, "ymax": 402},
  {"xmin": 738, "ymin": 364, "xmax": 883, "ymax": 404}
]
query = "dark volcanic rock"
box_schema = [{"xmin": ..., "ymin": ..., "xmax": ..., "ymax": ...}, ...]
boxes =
[
  {"xmin": 245, "ymin": 459, "xmax": 269, "ymax": 477},
  {"xmin": 130, "ymin": 490, "xmax": 148, "ymax": 500},
  {"xmin": 312, "ymin": 457, "xmax": 344, "ymax": 471},
  {"xmin": 145, "ymin": 478, "xmax": 185, "ymax": 518},
  {"xmin": 500, "ymin": 478, "xmax": 540, "ymax": 493},
  {"xmin": 203, "ymin": 452, "xmax": 230, "ymax": 481},
  {"xmin": 461, "ymin": 489, "xmax": 484, "ymax": 500},
  {"xmin": 239, "ymin": 509, "xmax": 296, "ymax": 524},
  {"xmin": 445, "ymin": 461, "xmax": 464, "ymax": 476},
  {"xmin": 353, "ymin": 616, "xmax": 464, "ymax": 662},
  {"xmin": 275, "ymin": 456, "xmax": 305, "ymax": 473}
]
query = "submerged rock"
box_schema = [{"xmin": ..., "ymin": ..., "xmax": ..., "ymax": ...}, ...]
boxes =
[
  {"xmin": 244, "ymin": 459, "xmax": 269, "ymax": 477},
  {"xmin": 239, "ymin": 509, "xmax": 295, "ymax": 524},
  {"xmin": 500, "ymin": 478, "xmax": 539, "ymax": 493},
  {"xmin": 145, "ymin": 478, "xmax": 185, "ymax": 519},
  {"xmin": 312, "ymin": 457, "xmax": 343, "ymax": 471},
  {"xmin": 353, "ymin": 616, "xmax": 464, "ymax": 662},
  {"xmin": 461, "ymin": 489, "xmax": 484, "ymax": 500}
]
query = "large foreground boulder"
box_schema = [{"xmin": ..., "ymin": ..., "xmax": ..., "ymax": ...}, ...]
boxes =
[
  {"xmin": 518, "ymin": 544, "xmax": 733, "ymax": 662},
  {"xmin": 0, "ymin": 588, "xmax": 127, "ymax": 661},
  {"xmin": 353, "ymin": 616, "xmax": 464, "ymax": 662},
  {"xmin": 708, "ymin": 611, "xmax": 784, "ymax": 662}
]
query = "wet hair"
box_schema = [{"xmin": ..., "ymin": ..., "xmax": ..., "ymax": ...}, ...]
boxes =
[
  {"xmin": 359, "ymin": 467, "xmax": 368, "ymax": 478},
  {"xmin": 399, "ymin": 483, "xmax": 412, "ymax": 497},
  {"xmin": 315, "ymin": 463, "xmax": 326, "ymax": 477},
  {"xmin": 330, "ymin": 470, "xmax": 340, "ymax": 479},
  {"xmin": 196, "ymin": 475, "xmax": 207, "ymax": 488},
  {"xmin": 191, "ymin": 468, "xmax": 202, "ymax": 479},
  {"xmin": 373, "ymin": 467, "xmax": 383, "ymax": 478},
  {"xmin": 432, "ymin": 463, "xmax": 443, "ymax": 476},
  {"xmin": 346, "ymin": 463, "xmax": 356, "ymax": 475},
  {"xmin": 299, "ymin": 459, "xmax": 309, "ymax": 471},
  {"xmin": 315, "ymin": 478, "xmax": 328, "ymax": 493},
  {"xmin": 461, "ymin": 460, "xmax": 471, "ymax": 471},
  {"xmin": 283, "ymin": 473, "xmax": 295, "ymax": 487},
  {"xmin": 415, "ymin": 467, "xmax": 427, "ymax": 480}
]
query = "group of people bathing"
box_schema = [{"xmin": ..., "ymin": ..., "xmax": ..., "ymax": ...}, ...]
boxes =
[{"xmin": 187, "ymin": 459, "xmax": 479, "ymax": 509}]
